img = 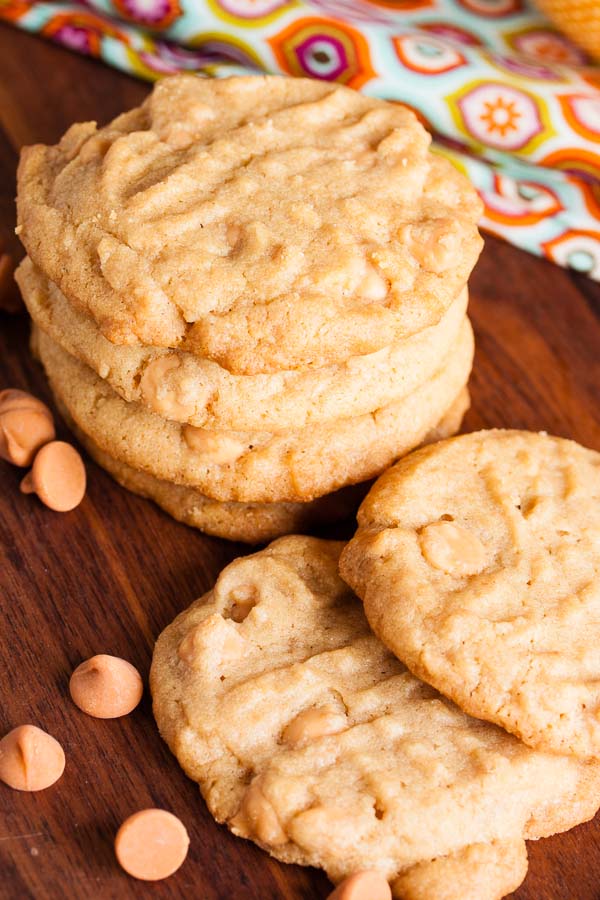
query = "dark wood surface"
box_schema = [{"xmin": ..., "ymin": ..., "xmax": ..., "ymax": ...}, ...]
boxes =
[{"xmin": 0, "ymin": 23, "xmax": 599, "ymax": 900}]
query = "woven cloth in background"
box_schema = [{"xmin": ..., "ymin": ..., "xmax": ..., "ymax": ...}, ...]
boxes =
[{"xmin": 1, "ymin": 0, "xmax": 600, "ymax": 279}]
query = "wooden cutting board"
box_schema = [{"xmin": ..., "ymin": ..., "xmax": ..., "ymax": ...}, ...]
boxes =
[{"xmin": 1, "ymin": 25, "xmax": 599, "ymax": 900}]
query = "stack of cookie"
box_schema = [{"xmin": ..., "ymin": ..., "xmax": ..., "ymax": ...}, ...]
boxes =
[{"xmin": 15, "ymin": 74, "xmax": 482, "ymax": 543}]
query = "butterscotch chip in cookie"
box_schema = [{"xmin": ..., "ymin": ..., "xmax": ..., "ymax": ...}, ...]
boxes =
[
  {"xmin": 139, "ymin": 355, "xmax": 199, "ymax": 421},
  {"xmin": 150, "ymin": 537, "xmax": 600, "ymax": 897},
  {"xmin": 281, "ymin": 705, "xmax": 347, "ymax": 747},
  {"xmin": 229, "ymin": 778, "xmax": 287, "ymax": 847},
  {"xmin": 0, "ymin": 725, "xmax": 65, "ymax": 791},
  {"xmin": 115, "ymin": 809, "xmax": 189, "ymax": 881},
  {"xmin": 340, "ymin": 429, "xmax": 600, "ymax": 760},
  {"xmin": 182, "ymin": 426, "xmax": 246, "ymax": 465},
  {"xmin": 20, "ymin": 440, "xmax": 86, "ymax": 511},
  {"xmin": 70, "ymin": 654, "xmax": 143, "ymax": 718},
  {"xmin": 177, "ymin": 615, "xmax": 246, "ymax": 670},
  {"xmin": 17, "ymin": 75, "xmax": 482, "ymax": 374},
  {"xmin": 419, "ymin": 520, "xmax": 486, "ymax": 576}
]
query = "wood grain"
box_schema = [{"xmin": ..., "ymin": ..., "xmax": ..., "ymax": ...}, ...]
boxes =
[{"xmin": 0, "ymin": 23, "xmax": 599, "ymax": 900}]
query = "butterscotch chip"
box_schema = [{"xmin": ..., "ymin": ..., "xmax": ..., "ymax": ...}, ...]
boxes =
[
  {"xmin": 177, "ymin": 616, "xmax": 245, "ymax": 670},
  {"xmin": 150, "ymin": 537, "xmax": 600, "ymax": 897},
  {"xmin": 70, "ymin": 654, "xmax": 143, "ymax": 718},
  {"xmin": 419, "ymin": 520, "xmax": 486, "ymax": 576},
  {"xmin": 182, "ymin": 426, "xmax": 247, "ymax": 465},
  {"xmin": 32, "ymin": 321, "xmax": 473, "ymax": 504},
  {"xmin": 17, "ymin": 75, "xmax": 482, "ymax": 374},
  {"xmin": 230, "ymin": 779, "xmax": 287, "ymax": 847},
  {"xmin": 0, "ymin": 389, "xmax": 55, "ymax": 466},
  {"xmin": 115, "ymin": 809, "xmax": 189, "ymax": 881},
  {"xmin": 340, "ymin": 429, "xmax": 600, "ymax": 759},
  {"xmin": 282, "ymin": 706, "xmax": 347, "ymax": 747},
  {"xmin": 329, "ymin": 871, "xmax": 391, "ymax": 900},
  {"xmin": 21, "ymin": 440, "xmax": 86, "ymax": 511},
  {"xmin": 0, "ymin": 407, "xmax": 55, "ymax": 467},
  {"xmin": 139, "ymin": 356, "xmax": 198, "ymax": 420},
  {"xmin": 0, "ymin": 725, "xmax": 65, "ymax": 791},
  {"xmin": 0, "ymin": 388, "xmax": 52, "ymax": 417},
  {"xmin": 18, "ymin": 259, "xmax": 470, "ymax": 433}
]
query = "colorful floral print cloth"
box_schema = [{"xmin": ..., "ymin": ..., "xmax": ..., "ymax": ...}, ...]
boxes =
[{"xmin": 2, "ymin": 0, "xmax": 600, "ymax": 279}]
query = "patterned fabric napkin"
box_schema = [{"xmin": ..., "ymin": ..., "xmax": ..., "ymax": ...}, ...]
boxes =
[{"xmin": 1, "ymin": 0, "xmax": 599, "ymax": 279}]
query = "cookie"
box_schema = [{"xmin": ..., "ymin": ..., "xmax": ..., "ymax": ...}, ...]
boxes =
[
  {"xmin": 340, "ymin": 430, "xmax": 600, "ymax": 759},
  {"xmin": 17, "ymin": 74, "xmax": 482, "ymax": 374},
  {"xmin": 18, "ymin": 258, "xmax": 468, "ymax": 433},
  {"xmin": 32, "ymin": 320, "xmax": 474, "ymax": 503},
  {"xmin": 150, "ymin": 536, "xmax": 600, "ymax": 898},
  {"xmin": 55, "ymin": 390, "xmax": 469, "ymax": 544}
]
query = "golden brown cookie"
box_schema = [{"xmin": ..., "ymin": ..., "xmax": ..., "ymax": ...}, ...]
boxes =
[
  {"xmin": 31, "ymin": 321, "xmax": 473, "ymax": 503},
  {"xmin": 53, "ymin": 384, "xmax": 469, "ymax": 544},
  {"xmin": 151, "ymin": 536, "xmax": 600, "ymax": 898},
  {"xmin": 340, "ymin": 429, "xmax": 600, "ymax": 759},
  {"xmin": 17, "ymin": 258, "xmax": 468, "ymax": 433},
  {"xmin": 17, "ymin": 75, "xmax": 482, "ymax": 374}
]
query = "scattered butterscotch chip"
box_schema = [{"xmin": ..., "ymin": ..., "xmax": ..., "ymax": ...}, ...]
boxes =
[
  {"xmin": 1, "ymin": 408, "xmax": 56, "ymax": 467},
  {"xmin": 328, "ymin": 871, "xmax": 392, "ymax": 900},
  {"xmin": 0, "ymin": 725, "xmax": 65, "ymax": 791},
  {"xmin": 20, "ymin": 440, "xmax": 86, "ymax": 511},
  {"xmin": 0, "ymin": 389, "xmax": 55, "ymax": 466},
  {"xmin": 0, "ymin": 389, "xmax": 52, "ymax": 417},
  {"xmin": 419, "ymin": 520, "xmax": 486, "ymax": 576},
  {"xmin": 115, "ymin": 809, "xmax": 190, "ymax": 881},
  {"xmin": 69, "ymin": 654, "xmax": 143, "ymax": 718}
]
